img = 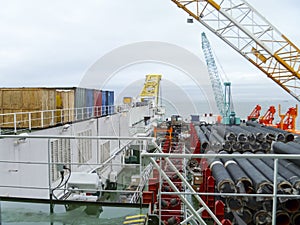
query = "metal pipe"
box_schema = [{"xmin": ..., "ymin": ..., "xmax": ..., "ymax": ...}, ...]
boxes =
[
  {"xmin": 246, "ymin": 153, "xmax": 293, "ymax": 195},
  {"xmin": 237, "ymin": 126, "xmax": 259, "ymax": 143},
  {"xmin": 209, "ymin": 131, "xmax": 223, "ymax": 152},
  {"xmin": 263, "ymin": 125, "xmax": 294, "ymax": 142},
  {"xmin": 210, "ymin": 128, "xmax": 225, "ymax": 143},
  {"xmin": 229, "ymin": 125, "xmax": 256, "ymax": 143},
  {"xmin": 246, "ymin": 121, "xmax": 294, "ymax": 142},
  {"xmin": 225, "ymin": 197, "xmax": 243, "ymax": 211},
  {"xmin": 214, "ymin": 124, "xmax": 237, "ymax": 142},
  {"xmin": 233, "ymin": 153, "xmax": 273, "ymax": 197},
  {"xmin": 237, "ymin": 208, "xmax": 252, "ymax": 224},
  {"xmin": 242, "ymin": 124, "xmax": 268, "ymax": 142},
  {"xmin": 283, "ymin": 199, "xmax": 300, "ymax": 213},
  {"xmin": 195, "ymin": 125, "xmax": 210, "ymax": 152},
  {"xmin": 223, "ymin": 141, "xmax": 232, "ymax": 152},
  {"xmin": 293, "ymin": 136, "xmax": 300, "ymax": 143},
  {"xmin": 279, "ymin": 159, "xmax": 300, "ymax": 176},
  {"xmin": 241, "ymin": 142, "xmax": 251, "ymax": 152},
  {"xmin": 260, "ymin": 155, "xmax": 300, "ymax": 191},
  {"xmin": 276, "ymin": 210, "xmax": 291, "ymax": 225},
  {"xmin": 220, "ymin": 151, "xmax": 253, "ymax": 194},
  {"xmin": 260, "ymin": 142, "xmax": 271, "ymax": 152},
  {"xmin": 273, "ymin": 142, "xmax": 300, "ymax": 166},
  {"xmin": 250, "ymin": 142, "xmax": 260, "ymax": 152},
  {"xmin": 232, "ymin": 141, "xmax": 242, "ymax": 152},
  {"xmin": 209, "ymin": 159, "xmax": 236, "ymax": 193},
  {"xmin": 291, "ymin": 211, "xmax": 300, "ymax": 225},
  {"xmin": 200, "ymin": 124, "xmax": 211, "ymax": 139},
  {"xmin": 254, "ymin": 210, "xmax": 271, "ymax": 225},
  {"xmin": 287, "ymin": 141, "xmax": 300, "ymax": 149}
]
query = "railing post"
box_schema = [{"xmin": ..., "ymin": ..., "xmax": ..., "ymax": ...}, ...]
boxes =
[
  {"xmin": 13, "ymin": 113, "xmax": 17, "ymax": 134},
  {"xmin": 28, "ymin": 112, "xmax": 31, "ymax": 132},
  {"xmin": 47, "ymin": 138, "xmax": 54, "ymax": 214},
  {"xmin": 158, "ymin": 157, "xmax": 162, "ymax": 225},
  {"xmin": 51, "ymin": 110, "xmax": 54, "ymax": 126},
  {"xmin": 272, "ymin": 158, "xmax": 278, "ymax": 225},
  {"xmin": 41, "ymin": 111, "xmax": 44, "ymax": 128}
]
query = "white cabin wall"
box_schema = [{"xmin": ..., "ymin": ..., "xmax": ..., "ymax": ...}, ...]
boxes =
[
  {"xmin": 0, "ymin": 130, "xmax": 53, "ymax": 198},
  {"xmin": 128, "ymin": 106, "xmax": 150, "ymax": 126},
  {"xmin": 0, "ymin": 107, "xmax": 148, "ymax": 198}
]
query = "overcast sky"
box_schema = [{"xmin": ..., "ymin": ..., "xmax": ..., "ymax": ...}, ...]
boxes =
[{"xmin": 0, "ymin": 0, "xmax": 299, "ymax": 105}]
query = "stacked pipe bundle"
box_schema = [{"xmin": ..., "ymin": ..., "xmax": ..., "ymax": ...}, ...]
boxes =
[
  {"xmin": 212, "ymin": 124, "xmax": 277, "ymax": 153},
  {"xmin": 194, "ymin": 124, "xmax": 210, "ymax": 153},
  {"xmin": 206, "ymin": 150, "xmax": 300, "ymax": 225},
  {"xmin": 190, "ymin": 122, "xmax": 298, "ymax": 225},
  {"xmin": 246, "ymin": 121, "xmax": 294, "ymax": 143},
  {"xmin": 273, "ymin": 141, "xmax": 300, "ymax": 167}
]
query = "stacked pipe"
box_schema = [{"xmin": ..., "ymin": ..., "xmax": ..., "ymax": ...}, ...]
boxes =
[
  {"xmin": 206, "ymin": 150, "xmax": 300, "ymax": 225},
  {"xmin": 213, "ymin": 124, "xmax": 273, "ymax": 153},
  {"xmin": 239, "ymin": 125, "xmax": 272, "ymax": 152},
  {"xmin": 246, "ymin": 121, "xmax": 294, "ymax": 142},
  {"xmin": 194, "ymin": 124, "xmax": 210, "ymax": 153},
  {"xmin": 189, "ymin": 121, "xmax": 299, "ymax": 224},
  {"xmin": 207, "ymin": 151, "xmax": 273, "ymax": 224},
  {"xmin": 273, "ymin": 141, "xmax": 300, "ymax": 167}
]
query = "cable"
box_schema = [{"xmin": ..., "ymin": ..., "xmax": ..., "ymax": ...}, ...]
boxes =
[
  {"xmin": 51, "ymin": 166, "xmax": 72, "ymax": 200},
  {"xmin": 63, "ymin": 166, "xmax": 71, "ymax": 195},
  {"xmin": 51, "ymin": 171, "xmax": 65, "ymax": 200}
]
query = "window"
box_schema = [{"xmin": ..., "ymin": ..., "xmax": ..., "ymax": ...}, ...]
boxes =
[
  {"xmin": 50, "ymin": 139, "xmax": 71, "ymax": 182},
  {"xmin": 77, "ymin": 129, "xmax": 92, "ymax": 166}
]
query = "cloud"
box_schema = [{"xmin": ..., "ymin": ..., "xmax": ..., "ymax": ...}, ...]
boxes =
[{"xmin": 0, "ymin": 0, "xmax": 299, "ymax": 104}]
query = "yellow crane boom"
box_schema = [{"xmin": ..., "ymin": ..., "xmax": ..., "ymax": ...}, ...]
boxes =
[{"xmin": 171, "ymin": 0, "xmax": 300, "ymax": 101}]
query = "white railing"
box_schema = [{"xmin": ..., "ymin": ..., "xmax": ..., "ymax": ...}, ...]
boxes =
[
  {"xmin": 0, "ymin": 134, "xmax": 298, "ymax": 225},
  {"xmin": 0, "ymin": 104, "xmax": 136, "ymax": 134}
]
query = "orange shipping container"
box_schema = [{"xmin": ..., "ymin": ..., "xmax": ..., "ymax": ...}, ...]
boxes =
[
  {"xmin": 0, "ymin": 88, "xmax": 56, "ymax": 129},
  {"xmin": 56, "ymin": 89, "xmax": 75, "ymax": 124}
]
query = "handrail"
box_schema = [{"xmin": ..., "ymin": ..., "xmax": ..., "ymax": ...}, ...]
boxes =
[
  {"xmin": 0, "ymin": 103, "xmax": 141, "ymax": 133},
  {"xmin": 0, "ymin": 134, "xmax": 299, "ymax": 225}
]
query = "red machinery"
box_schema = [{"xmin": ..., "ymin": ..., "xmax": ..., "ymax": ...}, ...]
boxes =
[
  {"xmin": 247, "ymin": 105, "xmax": 261, "ymax": 121},
  {"xmin": 277, "ymin": 105, "xmax": 298, "ymax": 131},
  {"xmin": 259, "ymin": 106, "xmax": 276, "ymax": 126}
]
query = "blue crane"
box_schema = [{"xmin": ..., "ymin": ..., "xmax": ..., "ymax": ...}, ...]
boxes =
[{"xmin": 201, "ymin": 32, "xmax": 240, "ymax": 125}]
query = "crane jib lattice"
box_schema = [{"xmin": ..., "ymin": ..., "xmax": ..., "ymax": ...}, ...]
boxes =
[{"xmin": 171, "ymin": 0, "xmax": 300, "ymax": 101}]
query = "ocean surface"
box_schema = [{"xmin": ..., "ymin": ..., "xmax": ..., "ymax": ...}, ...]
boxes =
[{"xmin": 1, "ymin": 201, "xmax": 147, "ymax": 225}]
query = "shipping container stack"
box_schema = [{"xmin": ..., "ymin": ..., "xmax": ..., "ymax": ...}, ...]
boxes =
[
  {"xmin": 0, "ymin": 87, "xmax": 115, "ymax": 132},
  {"xmin": 101, "ymin": 90, "xmax": 115, "ymax": 116}
]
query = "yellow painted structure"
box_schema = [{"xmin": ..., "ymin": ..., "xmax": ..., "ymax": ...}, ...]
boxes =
[
  {"xmin": 139, "ymin": 74, "xmax": 162, "ymax": 106},
  {"xmin": 171, "ymin": 0, "xmax": 300, "ymax": 101}
]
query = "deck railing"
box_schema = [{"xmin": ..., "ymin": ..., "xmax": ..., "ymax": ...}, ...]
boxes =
[
  {"xmin": 0, "ymin": 134, "xmax": 299, "ymax": 225},
  {"xmin": 0, "ymin": 104, "xmax": 137, "ymax": 134}
]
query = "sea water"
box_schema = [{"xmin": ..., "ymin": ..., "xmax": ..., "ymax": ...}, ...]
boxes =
[{"xmin": 0, "ymin": 201, "xmax": 147, "ymax": 225}]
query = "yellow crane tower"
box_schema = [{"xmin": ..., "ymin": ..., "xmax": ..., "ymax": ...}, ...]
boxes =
[
  {"xmin": 139, "ymin": 74, "xmax": 162, "ymax": 107},
  {"xmin": 171, "ymin": 0, "xmax": 300, "ymax": 101}
]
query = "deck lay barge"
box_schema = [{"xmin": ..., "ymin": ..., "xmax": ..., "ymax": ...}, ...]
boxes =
[{"xmin": 0, "ymin": 91, "xmax": 299, "ymax": 225}]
